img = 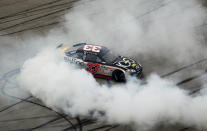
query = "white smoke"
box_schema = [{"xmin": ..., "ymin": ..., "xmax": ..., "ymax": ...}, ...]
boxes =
[
  {"xmin": 17, "ymin": 48, "xmax": 207, "ymax": 130},
  {"xmin": 14, "ymin": 0, "xmax": 207, "ymax": 130},
  {"xmin": 64, "ymin": 0, "xmax": 207, "ymax": 70}
]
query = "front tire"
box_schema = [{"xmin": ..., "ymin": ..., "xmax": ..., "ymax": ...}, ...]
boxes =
[{"xmin": 112, "ymin": 70, "xmax": 125, "ymax": 82}]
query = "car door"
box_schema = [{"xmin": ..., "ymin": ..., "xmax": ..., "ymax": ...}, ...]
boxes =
[{"xmin": 84, "ymin": 53, "xmax": 102, "ymax": 74}]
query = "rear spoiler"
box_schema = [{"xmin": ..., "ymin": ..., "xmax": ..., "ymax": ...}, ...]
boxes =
[
  {"xmin": 56, "ymin": 43, "xmax": 63, "ymax": 49},
  {"xmin": 72, "ymin": 43, "xmax": 86, "ymax": 47},
  {"xmin": 56, "ymin": 43, "xmax": 86, "ymax": 49},
  {"xmin": 56, "ymin": 44, "xmax": 70, "ymax": 52}
]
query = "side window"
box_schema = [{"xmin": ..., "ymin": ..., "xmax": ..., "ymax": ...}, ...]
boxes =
[
  {"xmin": 65, "ymin": 50, "xmax": 83, "ymax": 59},
  {"xmin": 73, "ymin": 52, "xmax": 83, "ymax": 59},
  {"xmin": 85, "ymin": 54, "xmax": 102, "ymax": 63},
  {"xmin": 96, "ymin": 56, "xmax": 102, "ymax": 63},
  {"xmin": 85, "ymin": 54, "xmax": 97, "ymax": 62}
]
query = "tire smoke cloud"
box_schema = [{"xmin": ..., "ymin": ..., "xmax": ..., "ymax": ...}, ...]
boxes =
[{"xmin": 18, "ymin": 48, "xmax": 207, "ymax": 130}]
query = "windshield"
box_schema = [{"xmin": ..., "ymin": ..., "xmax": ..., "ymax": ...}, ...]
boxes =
[{"xmin": 101, "ymin": 49, "xmax": 118, "ymax": 63}]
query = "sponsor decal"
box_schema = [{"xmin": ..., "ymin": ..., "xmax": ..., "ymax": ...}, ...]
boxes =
[
  {"xmin": 116, "ymin": 57, "xmax": 136, "ymax": 68},
  {"xmin": 100, "ymin": 65, "xmax": 113, "ymax": 75},
  {"xmin": 64, "ymin": 56, "xmax": 84, "ymax": 66}
]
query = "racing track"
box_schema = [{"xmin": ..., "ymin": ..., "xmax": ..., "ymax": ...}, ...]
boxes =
[{"xmin": 0, "ymin": 0, "xmax": 207, "ymax": 131}]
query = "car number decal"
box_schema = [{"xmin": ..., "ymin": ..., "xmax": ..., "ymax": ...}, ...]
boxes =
[
  {"xmin": 85, "ymin": 62, "xmax": 100, "ymax": 73},
  {"xmin": 83, "ymin": 45, "xmax": 101, "ymax": 53}
]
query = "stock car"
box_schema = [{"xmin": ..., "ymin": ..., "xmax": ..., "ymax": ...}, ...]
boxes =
[{"xmin": 57, "ymin": 43, "xmax": 143, "ymax": 82}]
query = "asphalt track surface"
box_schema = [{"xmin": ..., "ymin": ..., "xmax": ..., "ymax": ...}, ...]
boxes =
[{"xmin": 0, "ymin": 0, "xmax": 207, "ymax": 131}]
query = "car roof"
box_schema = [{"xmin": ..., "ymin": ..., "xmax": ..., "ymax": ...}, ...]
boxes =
[
  {"xmin": 63, "ymin": 43, "xmax": 111, "ymax": 60},
  {"xmin": 74, "ymin": 43, "xmax": 109, "ymax": 56}
]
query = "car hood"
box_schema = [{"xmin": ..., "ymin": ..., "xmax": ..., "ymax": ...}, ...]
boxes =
[{"xmin": 113, "ymin": 56, "xmax": 142, "ymax": 71}]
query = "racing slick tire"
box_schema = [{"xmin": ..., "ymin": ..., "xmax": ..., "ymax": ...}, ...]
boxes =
[{"xmin": 112, "ymin": 70, "xmax": 126, "ymax": 82}]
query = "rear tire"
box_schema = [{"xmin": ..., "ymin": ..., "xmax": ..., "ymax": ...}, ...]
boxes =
[{"xmin": 112, "ymin": 70, "xmax": 125, "ymax": 82}]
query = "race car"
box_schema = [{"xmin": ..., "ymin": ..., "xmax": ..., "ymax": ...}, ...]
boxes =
[{"xmin": 57, "ymin": 43, "xmax": 143, "ymax": 82}]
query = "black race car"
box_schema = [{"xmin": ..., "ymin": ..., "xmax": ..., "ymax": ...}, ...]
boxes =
[{"xmin": 57, "ymin": 43, "xmax": 143, "ymax": 82}]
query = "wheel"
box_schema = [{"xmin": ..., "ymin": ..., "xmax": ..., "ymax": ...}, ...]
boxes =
[{"xmin": 112, "ymin": 70, "xmax": 125, "ymax": 82}]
